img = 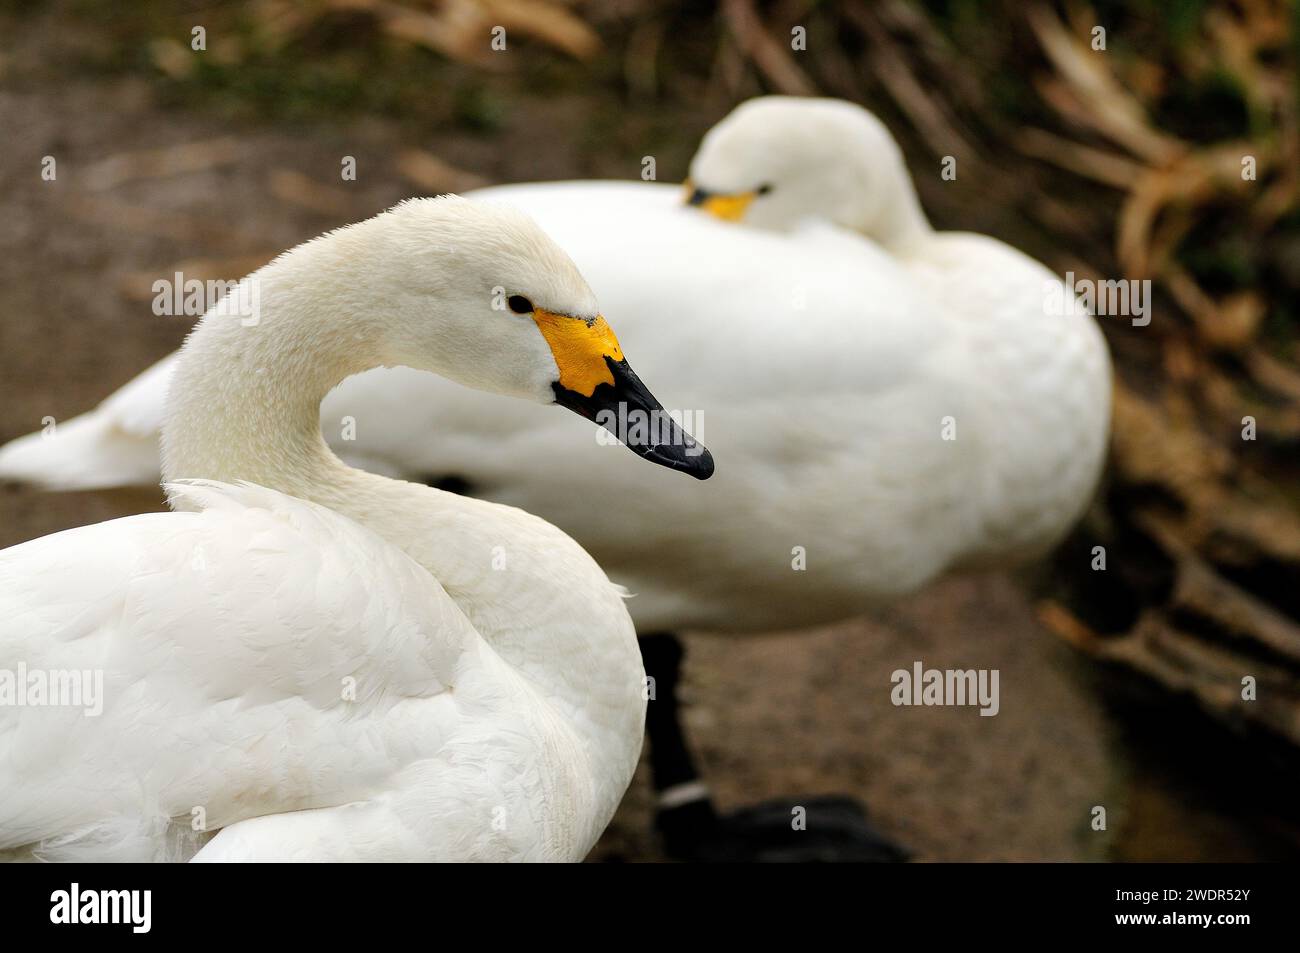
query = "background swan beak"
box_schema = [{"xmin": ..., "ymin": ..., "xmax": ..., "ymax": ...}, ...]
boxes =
[
  {"xmin": 684, "ymin": 186, "xmax": 755, "ymax": 222},
  {"xmin": 552, "ymin": 357, "xmax": 714, "ymax": 481}
]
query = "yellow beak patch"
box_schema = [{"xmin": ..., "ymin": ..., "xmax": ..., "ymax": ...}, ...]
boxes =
[
  {"xmin": 683, "ymin": 181, "xmax": 756, "ymax": 222},
  {"xmin": 701, "ymin": 191, "xmax": 756, "ymax": 222},
  {"xmin": 532, "ymin": 308, "xmax": 625, "ymax": 398}
]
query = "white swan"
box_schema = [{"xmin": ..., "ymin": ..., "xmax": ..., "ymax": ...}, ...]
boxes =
[
  {"xmin": 0, "ymin": 96, "xmax": 1111, "ymax": 859},
  {"xmin": 0, "ymin": 197, "xmax": 710, "ymax": 862},
  {"xmin": 0, "ymin": 97, "xmax": 1111, "ymax": 627}
]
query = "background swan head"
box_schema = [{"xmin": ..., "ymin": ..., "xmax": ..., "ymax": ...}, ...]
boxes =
[
  {"xmin": 684, "ymin": 96, "xmax": 931, "ymax": 251},
  {"xmin": 164, "ymin": 196, "xmax": 713, "ymax": 483}
]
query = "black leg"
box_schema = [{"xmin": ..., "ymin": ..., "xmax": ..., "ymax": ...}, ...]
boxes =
[
  {"xmin": 639, "ymin": 632, "xmax": 720, "ymax": 855},
  {"xmin": 638, "ymin": 631, "xmax": 910, "ymax": 863}
]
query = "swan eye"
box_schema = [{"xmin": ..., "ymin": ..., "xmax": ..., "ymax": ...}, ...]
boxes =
[
  {"xmin": 756, "ymin": 183, "xmax": 773, "ymax": 196},
  {"xmin": 507, "ymin": 295, "xmax": 534, "ymax": 315}
]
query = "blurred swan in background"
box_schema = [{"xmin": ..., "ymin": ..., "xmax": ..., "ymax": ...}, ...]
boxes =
[
  {"xmin": 0, "ymin": 97, "xmax": 1110, "ymax": 860},
  {"xmin": 0, "ymin": 197, "xmax": 710, "ymax": 862}
]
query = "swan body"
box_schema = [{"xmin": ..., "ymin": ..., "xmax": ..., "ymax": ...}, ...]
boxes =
[
  {"xmin": 0, "ymin": 198, "xmax": 704, "ymax": 861},
  {"xmin": 2, "ymin": 481, "xmax": 630, "ymax": 861},
  {"xmin": 0, "ymin": 98, "xmax": 1111, "ymax": 636}
]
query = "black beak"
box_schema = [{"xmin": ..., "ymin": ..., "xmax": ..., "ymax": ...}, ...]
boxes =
[
  {"xmin": 553, "ymin": 357, "xmax": 714, "ymax": 481},
  {"xmin": 686, "ymin": 187, "xmax": 711, "ymax": 207}
]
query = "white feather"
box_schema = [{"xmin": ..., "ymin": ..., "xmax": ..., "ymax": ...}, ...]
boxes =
[
  {"xmin": 0, "ymin": 99, "xmax": 1112, "ymax": 637},
  {"xmin": 0, "ymin": 199, "xmax": 647, "ymax": 862}
]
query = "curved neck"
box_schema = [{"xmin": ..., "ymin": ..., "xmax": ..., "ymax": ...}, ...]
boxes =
[
  {"xmin": 864, "ymin": 177, "xmax": 932, "ymax": 255},
  {"xmin": 161, "ymin": 218, "xmax": 391, "ymax": 500},
  {"xmin": 160, "ymin": 242, "xmax": 644, "ymax": 829},
  {"xmin": 847, "ymin": 136, "xmax": 933, "ymax": 255}
]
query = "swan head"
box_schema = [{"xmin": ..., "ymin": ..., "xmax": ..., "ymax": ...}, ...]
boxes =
[
  {"xmin": 683, "ymin": 96, "xmax": 930, "ymax": 249},
  {"xmin": 367, "ymin": 196, "xmax": 714, "ymax": 480}
]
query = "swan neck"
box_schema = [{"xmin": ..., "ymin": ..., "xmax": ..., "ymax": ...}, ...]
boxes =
[
  {"xmin": 864, "ymin": 176, "xmax": 932, "ymax": 255},
  {"xmin": 161, "ymin": 240, "xmax": 389, "ymax": 499},
  {"xmin": 844, "ymin": 121, "xmax": 933, "ymax": 254}
]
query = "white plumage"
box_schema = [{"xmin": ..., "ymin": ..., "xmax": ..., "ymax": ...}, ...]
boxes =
[
  {"xmin": 0, "ymin": 96, "xmax": 1112, "ymax": 634},
  {"xmin": 1, "ymin": 198, "xmax": 658, "ymax": 861}
]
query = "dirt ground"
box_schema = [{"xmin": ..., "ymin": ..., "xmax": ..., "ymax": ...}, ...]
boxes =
[{"xmin": 1, "ymin": 10, "xmax": 1295, "ymax": 862}]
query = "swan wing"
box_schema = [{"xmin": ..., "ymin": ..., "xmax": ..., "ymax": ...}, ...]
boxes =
[{"xmin": 0, "ymin": 481, "xmax": 563, "ymax": 861}]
